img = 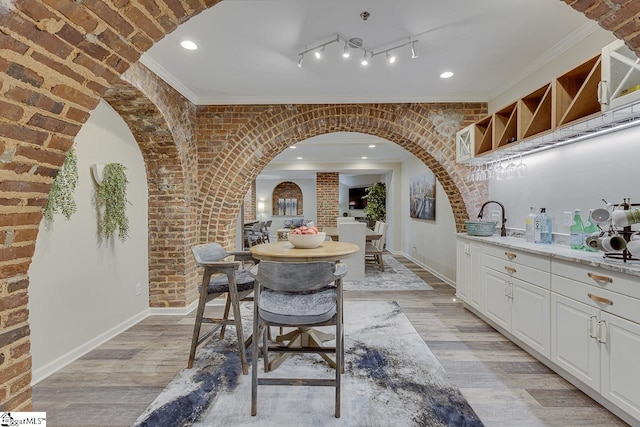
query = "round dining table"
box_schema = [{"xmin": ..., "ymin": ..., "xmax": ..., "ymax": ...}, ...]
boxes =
[{"xmin": 249, "ymin": 240, "xmax": 359, "ymax": 262}]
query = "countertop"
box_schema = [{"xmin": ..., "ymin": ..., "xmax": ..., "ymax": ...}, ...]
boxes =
[{"xmin": 457, "ymin": 233, "xmax": 640, "ymax": 278}]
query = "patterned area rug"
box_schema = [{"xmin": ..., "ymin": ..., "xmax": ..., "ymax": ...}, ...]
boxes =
[
  {"xmin": 347, "ymin": 255, "xmax": 434, "ymax": 291},
  {"xmin": 134, "ymin": 301, "xmax": 482, "ymax": 427}
]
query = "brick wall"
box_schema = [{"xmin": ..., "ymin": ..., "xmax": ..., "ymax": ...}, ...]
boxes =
[
  {"xmin": 0, "ymin": 0, "xmax": 638, "ymax": 412},
  {"xmin": 316, "ymin": 173, "xmax": 339, "ymax": 228}
]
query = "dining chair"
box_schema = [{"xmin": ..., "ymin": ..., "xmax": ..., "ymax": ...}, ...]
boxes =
[
  {"xmin": 189, "ymin": 243, "xmax": 258, "ymax": 375},
  {"xmin": 261, "ymin": 220, "xmax": 272, "ymax": 243},
  {"xmin": 250, "ymin": 261, "xmax": 347, "ymax": 418},
  {"xmin": 365, "ymin": 221, "xmax": 387, "ymax": 271},
  {"xmin": 245, "ymin": 221, "xmax": 264, "ymax": 248}
]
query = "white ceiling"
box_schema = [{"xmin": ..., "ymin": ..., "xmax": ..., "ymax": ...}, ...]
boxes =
[{"xmin": 140, "ymin": 0, "xmax": 598, "ymax": 179}]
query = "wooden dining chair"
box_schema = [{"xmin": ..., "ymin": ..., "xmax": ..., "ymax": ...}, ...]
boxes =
[
  {"xmin": 189, "ymin": 243, "xmax": 258, "ymax": 374},
  {"xmin": 250, "ymin": 261, "xmax": 347, "ymax": 418},
  {"xmin": 365, "ymin": 222, "xmax": 387, "ymax": 271}
]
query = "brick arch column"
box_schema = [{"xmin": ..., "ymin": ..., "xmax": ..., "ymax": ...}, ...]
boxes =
[
  {"xmin": 197, "ymin": 103, "xmax": 489, "ymax": 246},
  {"xmin": 103, "ymin": 62, "xmax": 199, "ymax": 308}
]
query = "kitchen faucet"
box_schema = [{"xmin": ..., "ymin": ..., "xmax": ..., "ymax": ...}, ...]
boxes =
[{"xmin": 477, "ymin": 201, "xmax": 507, "ymax": 237}]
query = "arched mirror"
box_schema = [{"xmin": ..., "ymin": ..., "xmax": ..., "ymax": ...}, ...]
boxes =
[{"xmin": 272, "ymin": 181, "xmax": 303, "ymax": 216}]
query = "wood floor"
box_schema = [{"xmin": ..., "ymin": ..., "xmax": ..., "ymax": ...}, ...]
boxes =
[{"xmin": 31, "ymin": 255, "xmax": 629, "ymax": 427}]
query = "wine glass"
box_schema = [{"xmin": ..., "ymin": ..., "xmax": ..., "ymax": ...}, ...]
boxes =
[{"xmin": 516, "ymin": 154, "xmax": 527, "ymax": 178}]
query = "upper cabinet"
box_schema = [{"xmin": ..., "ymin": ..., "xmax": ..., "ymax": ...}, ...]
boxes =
[
  {"xmin": 456, "ymin": 40, "xmax": 640, "ymax": 164},
  {"xmin": 601, "ymin": 39, "xmax": 640, "ymax": 111}
]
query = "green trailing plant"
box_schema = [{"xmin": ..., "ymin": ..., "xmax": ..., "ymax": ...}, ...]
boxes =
[
  {"xmin": 96, "ymin": 163, "xmax": 130, "ymax": 242},
  {"xmin": 363, "ymin": 182, "xmax": 386, "ymax": 223},
  {"xmin": 43, "ymin": 146, "xmax": 78, "ymax": 223}
]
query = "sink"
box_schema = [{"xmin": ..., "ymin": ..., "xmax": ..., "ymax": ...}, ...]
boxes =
[{"xmin": 465, "ymin": 221, "xmax": 497, "ymax": 236}]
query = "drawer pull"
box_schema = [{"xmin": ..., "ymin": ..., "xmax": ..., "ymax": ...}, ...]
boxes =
[
  {"xmin": 504, "ymin": 266, "xmax": 517, "ymax": 274},
  {"xmin": 587, "ymin": 272, "xmax": 613, "ymax": 283},
  {"xmin": 588, "ymin": 293, "xmax": 613, "ymax": 306},
  {"xmin": 504, "ymin": 251, "xmax": 517, "ymax": 260}
]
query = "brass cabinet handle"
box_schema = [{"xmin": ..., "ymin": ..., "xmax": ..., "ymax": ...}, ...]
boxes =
[
  {"xmin": 588, "ymin": 293, "xmax": 613, "ymax": 305},
  {"xmin": 504, "ymin": 266, "xmax": 517, "ymax": 274},
  {"xmin": 505, "ymin": 251, "xmax": 517, "ymax": 260},
  {"xmin": 587, "ymin": 272, "xmax": 613, "ymax": 283}
]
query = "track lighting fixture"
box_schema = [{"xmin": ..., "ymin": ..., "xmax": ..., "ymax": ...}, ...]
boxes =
[
  {"xmin": 296, "ymin": 33, "xmax": 419, "ymax": 69},
  {"xmin": 387, "ymin": 51, "xmax": 396, "ymax": 64},
  {"xmin": 342, "ymin": 41, "xmax": 350, "ymax": 58},
  {"xmin": 361, "ymin": 51, "xmax": 369, "ymax": 66}
]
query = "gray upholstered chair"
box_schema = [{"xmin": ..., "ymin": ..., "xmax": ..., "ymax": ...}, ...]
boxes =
[
  {"xmin": 261, "ymin": 220, "xmax": 272, "ymax": 243},
  {"xmin": 249, "ymin": 261, "xmax": 347, "ymax": 418},
  {"xmin": 189, "ymin": 243, "xmax": 258, "ymax": 375},
  {"xmin": 244, "ymin": 222, "xmax": 263, "ymax": 248}
]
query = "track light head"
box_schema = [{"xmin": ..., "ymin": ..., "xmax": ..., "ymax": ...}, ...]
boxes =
[
  {"xmin": 387, "ymin": 51, "xmax": 396, "ymax": 64},
  {"xmin": 411, "ymin": 42, "xmax": 418, "ymax": 59},
  {"xmin": 361, "ymin": 51, "xmax": 369, "ymax": 66},
  {"xmin": 297, "ymin": 55, "xmax": 304, "ymax": 68},
  {"xmin": 314, "ymin": 45, "xmax": 325, "ymax": 59},
  {"xmin": 342, "ymin": 41, "xmax": 350, "ymax": 58}
]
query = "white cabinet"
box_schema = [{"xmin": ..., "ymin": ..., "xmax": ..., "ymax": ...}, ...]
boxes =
[
  {"xmin": 552, "ymin": 262, "xmax": 640, "ymax": 421},
  {"xmin": 601, "ymin": 39, "xmax": 640, "ymax": 110},
  {"xmin": 455, "ymin": 124, "xmax": 475, "ymax": 163},
  {"xmin": 456, "ymin": 239, "xmax": 483, "ymax": 311},
  {"xmin": 483, "ymin": 253, "xmax": 551, "ymax": 357}
]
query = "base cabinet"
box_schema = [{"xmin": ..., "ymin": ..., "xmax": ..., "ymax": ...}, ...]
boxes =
[{"xmin": 456, "ymin": 237, "xmax": 640, "ymax": 425}]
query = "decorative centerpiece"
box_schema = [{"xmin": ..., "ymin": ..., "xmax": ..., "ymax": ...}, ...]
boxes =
[{"xmin": 287, "ymin": 225, "xmax": 325, "ymax": 248}]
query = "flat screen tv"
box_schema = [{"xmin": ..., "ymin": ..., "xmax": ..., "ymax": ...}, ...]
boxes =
[{"xmin": 348, "ymin": 186, "xmax": 368, "ymax": 210}]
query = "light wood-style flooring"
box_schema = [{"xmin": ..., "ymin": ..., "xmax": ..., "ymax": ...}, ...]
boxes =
[{"xmin": 31, "ymin": 255, "xmax": 629, "ymax": 426}]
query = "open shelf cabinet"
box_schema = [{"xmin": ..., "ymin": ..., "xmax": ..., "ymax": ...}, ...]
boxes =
[
  {"xmin": 518, "ymin": 83, "xmax": 552, "ymax": 140},
  {"xmin": 493, "ymin": 102, "xmax": 518, "ymax": 149},
  {"xmin": 553, "ymin": 55, "xmax": 602, "ymax": 127},
  {"xmin": 474, "ymin": 115, "xmax": 493, "ymax": 156},
  {"xmin": 601, "ymin": 39, "xmax": 640, "ymax": 111}
]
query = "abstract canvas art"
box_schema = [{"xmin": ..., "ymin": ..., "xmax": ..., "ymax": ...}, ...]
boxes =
[{"xmin": 409, "ymin": 171, "xmax": 436, "ymax": 220}]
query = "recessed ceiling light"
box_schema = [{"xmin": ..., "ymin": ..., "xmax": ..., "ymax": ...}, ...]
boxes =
[
  {"xmin": 440, "ymin": 71, "xmax": 454, "ymax": 79},
  {"xmin": 289, "ymin": 145, "xmax": 297, "ymax": 149},
  {"xmin": 180, "ymin": 40, "xmax": 198, "ymax": 51},
  {"xmin": 296, "ymin": 156, "xmax": 303, "ymax": 160},
  {"xmin": 361, "ymin": 156, "xmax": 368, "ymax": 159},
  {"xmin": 368, "ymin": 144, "xmax": 376, "ymax": 148}
]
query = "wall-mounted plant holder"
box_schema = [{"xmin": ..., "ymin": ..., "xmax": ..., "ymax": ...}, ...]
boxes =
[{"xmin": 91, "ymin": 164, "xmax": 105, "ymax": 186}]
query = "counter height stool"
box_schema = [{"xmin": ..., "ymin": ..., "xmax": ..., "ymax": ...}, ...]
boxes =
[
  {"xmin": 189, "ymin": 243, "xmax": 259, "ymax": 375},
  {"xmin": 250, "ymin": 261, "xmax": 347, "ymax": 418}
]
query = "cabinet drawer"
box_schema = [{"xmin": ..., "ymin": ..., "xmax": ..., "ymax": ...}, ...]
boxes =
[
  {"xmin": 484, "ymin": 253, "xmax": 550, "ymax": 289},
  {"xmin": 483, "ymin": 244, "xmax": 550, "ymax": 271},
  {"xmin": 552, "ymin": 259, "xmax": 640, "ymax": 299},
  {"xmin": 552, "ymin": 274, "xmax": 640, "ymax": 324}
]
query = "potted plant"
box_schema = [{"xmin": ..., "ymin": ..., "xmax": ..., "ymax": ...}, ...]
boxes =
[
  {"xmin": 363, "ymin": 182, "xmax": 386, "ymax": 226},
  {"xmin": 43, "ymin": 146, "xmax": 78, "ymax": 224},
  {"xmin": 96, "ymin": 163, "xmax": 130, "ymax": 242}
]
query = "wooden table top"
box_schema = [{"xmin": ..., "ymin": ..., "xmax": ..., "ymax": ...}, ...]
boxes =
[
  {"xmin": 322, "ymin": 226, "xmax": 382, "ymax": 241},
  {"xmin": 250, "ymin": 240, "xmax": 360, "ymax": 262}
]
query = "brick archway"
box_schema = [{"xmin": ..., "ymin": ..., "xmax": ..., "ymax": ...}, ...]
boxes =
[
  {"xmin": 0, "ymin": 0, "xmax": 639, "ymax": 412},
  {"xmin": 197, "ymin": 103, "xmax": 488, "ymax": 247}
]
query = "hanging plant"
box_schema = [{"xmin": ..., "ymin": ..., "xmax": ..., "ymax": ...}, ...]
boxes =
[
  {"xmin": 43, "ymin": 146, "xmax": 78, "ymax": 223},
  {"xmin": 96, "ymin": 163, "xmax": 130, "ymax": 242},
  {"xmin": 363, "ymin": 182, "xmax": 386, "ymax": 223}
]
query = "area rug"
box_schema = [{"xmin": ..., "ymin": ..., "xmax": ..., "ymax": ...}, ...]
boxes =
[
  {"xmin": 134, "ymin": 301, "xmax": 482, "ymax": 427},
  {"xmin": 346, "ymin": 254, "xmax": 434, "ymax": 291}
]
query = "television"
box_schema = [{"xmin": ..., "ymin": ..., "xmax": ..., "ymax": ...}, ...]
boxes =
[{"xmin": 348, "ymin": 186, "xmax": 368, "ymax": 210}]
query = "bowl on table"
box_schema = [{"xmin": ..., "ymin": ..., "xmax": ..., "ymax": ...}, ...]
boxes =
[{"xmin": 287, "ymin": 232, "xmax": 326, "ymax": 249}]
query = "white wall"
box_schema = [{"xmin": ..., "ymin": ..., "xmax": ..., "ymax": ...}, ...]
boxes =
[
  {"xmin": 400, "ymin": 157, "xmax": 457, "ymax": 283},
  {"xmin": 489, "ymin": 125, "xmax": 640, "ymax": 236},
  {"xmin": 255, "ymin": 178, "xmax": 317, "ymax": 232},
  {"xmin": 28, "ymin": 100, "xmax": 150, "ymax": 383}
]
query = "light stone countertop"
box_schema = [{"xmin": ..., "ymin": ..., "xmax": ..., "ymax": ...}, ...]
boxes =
[{"xmin": 457, "ymin": 233, "xmax": 640, "ymax": 278}]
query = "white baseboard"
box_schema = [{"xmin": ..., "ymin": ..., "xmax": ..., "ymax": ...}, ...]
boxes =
[
  {"xmin": 391, "ymin": 249, "xmax": 456, "ymax": 288},
  {"xmin": 31, "ymin": 309, "xmax": 150, "ymax": 386},
  {"xmin": 148, "ymin": 300, "xmax": 198, "ymax": 315}
]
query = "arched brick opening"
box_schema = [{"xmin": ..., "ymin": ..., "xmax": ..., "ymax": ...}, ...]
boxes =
[
  {"xmin": 197, "ymin": 103, "xmax": 489, "ymax": 246},
  {"xmin": 0, "ymin": 0, "xmax": 639, "ymax": 412},
  {"xmin": 103, "ymin": 63, "xmax": 199, "ymax": 307}
]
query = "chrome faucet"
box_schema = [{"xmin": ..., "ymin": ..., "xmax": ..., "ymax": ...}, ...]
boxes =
[{"xmin": 477, "ymin": 200, "xmax": 507, "ymax": 237}]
